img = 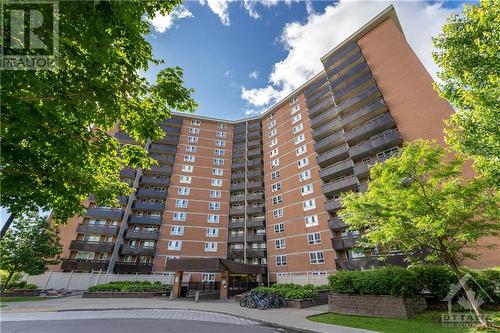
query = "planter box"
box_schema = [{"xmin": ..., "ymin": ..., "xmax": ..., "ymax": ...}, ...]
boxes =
[
  {"xmin": 82, "ymin": 291, "xmax": 168, "ymax": 298},
  {"xmin": 287, "ymin": 290, "xmax": 330, "ymax": 309},
  {"xmin": 1, "ymin": 289, "xmax": 41, "ymax": 297},
  {"xmin": 329, "ymin": 293, "xmax": 427, "ymax": 318}
]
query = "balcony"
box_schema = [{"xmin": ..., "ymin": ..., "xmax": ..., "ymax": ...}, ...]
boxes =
[
  {"xmin": 314, "ymin": 130, "xmax": 345, "ymax": 153},
  {"xmin": 322, "ymin": 175, "xmax": 359, "ymax": 196},
  {"xmin": 246, "ymin": 219, "xmax": 265, "ymax": 228},
  {"xmin": 247, "ymin": 181, "xmax": 263, "ymax": 190},
  {"xmin": 115, "ymin": 132, "xmax": 135, "ymax": 144},
  {"xmin": 136, "ymin": 188, "xmax": 168, "ymax": 199},
  {"xmin": 86, "ymin": 207, "xmax": 123, "ymax": 220},
  {"xmin": 247, "ymin": 206, "xmax": 264, "ymax": 214},
  {"xmin": 133, "ymin": 201, "xmax": 165, "ymax": 212},
  {"xmin": 322, "ymin": 42, "xmax": 358, "ymax": 69},
  {"xmin": 326, "ymin": 50, "xmax": 363, "ymax": 81},
  {"xmin": 229, "ymin": 207, "xmax": 245, "ymax": 216},
  {"xmin": 120, "ymin": 245, "xmax": 155, "ymax": 256},
  {"xmin": 146, "ymin": 165, "xmax": 172, "ymax": 175},
  {"xmin": 328, "ymin": 217, "xmax": 347, "ymax": 231},
  {"xmin": 129, "ymin": 215, "xmax": 162, "ymax": 226},
  {"xmin": 232, "ymin": 151, "xmax": 245, "ymax": 159},
  {"xmin": 316, "ymin": 144, "xmax": 350, "ymax": 167},
  {"xmin": 162, "ymin": 117, "xmax": 183, "ymax": 127},
  {"xmin": 114, "ymin": 262, "xmax": 153, "ymax": 274},
  {"xmin": 230, "ymin": 195, "xmax": 245, "ymax": 203},
  {"xmin": 233, "ymin": 143, "xmax": 246, "ymax": 151},
  {"xmin": 230, "ymin": 183, "xmax": 245, "ymax": 191},
  {"xmin": 149, "ymin": 144, "xmax": 176, "ymax": 155},
  {"xmin": 247, "ymin": 249, "xmax": 266, "ymax": 258},
  {"xmin": 247, "ymin": 140, "xmax": 261, "ymax": 149},
  {"xmin": 335, "ymin": 253, "xmax": 407, "ymax": 271},
  {"xmin": 308, "ymin": 95, "xmax": 335, "ymax": 118},
  {"xmin": 335, "ymin": 85, "xmax": 381, "ymax": 116},
  {"xmin": 61, "ymin": 259, "xmax": 109, "ymax": 272},
  {"xmin": 161, "ymin": 125, "xmax": 182, "ymax": 135},
  {"xmin": 332, "ymin": 235, "xmax": 358, "ymax": 250},
  {"xmin": 325, "ymin": 200, "xmax": 342, "ymax": 213},
  {"xmin": 140, "ymin": 176, "xmax": 169, "ymax": 186},
  {"xmin": 160, "ymin": 135, "xmax": 179, "ymax": 145},
  {"xmin": 246, "ymin": 193, "xmax": 264, "ymax": 202},
  {"xmin": 118, "ymin": 196, "xmax": 128, "ymax": 205},
  {"xmin": 228, "ymin": 221, "xmax": 244, "ymax": 229},
  {"xmin": 304, "ymin": 74, "xmax": 328, "ymax": 98},
  {"xmin": 247, "ymin": 148, "xmax": 261, "ymax": 158},
  {"xmin": 228, "ymin": 249, "xmax": 244, "ymax": 259},
  {"xmin": 332, "ymin": 73, "xmax": 373, "ymax": 102},
  {"xmin": 247, "ymin": 130, "xmax": 261, "ymax": 141},
  {"xmin": 349, "ymin": 130, "xmax": 403, "ymax": 160},
  {"xmin": 306, "ymin": 85, "xmax": 332, "ymax": 109},
  {"xmin": 248, "ymin": 123, "xmax": 261, "ymax": 131},
  {"xmin": 125, "ymin": 230, "xmax": 159, "ymax": 240},
  {"xmin": 344, "ymin": 113, "xmax": 395, "ymax": 145},
  {"xmin": 246, "ymin": 234, "xmax": 265, "ymax": 242},
  {"xmin": 353, "ymin": 163, "xmax": 370, "ymax": 179},
  {"xmin": 69, "ymin": 240, "xmax": 114, "ymax": 253},
  {"xmin": 231, "ymin": 161, "xmax": 246, "ymax": 170},
  {"xmin": 312, "ymin": 116, "xmax": 342, "ymax": 140},
  {"xmin": 319, "ymin": 159, "xmax": 354, "ymax": 181},
  {"xmin": 120, "ymin": 168, "xmax": 136, "ymax": 178},
  {"xmin": 233, "ymin": 135, "xmax": 246, "ymax": 143},
  {"xmin": 234, "ymin": 126, "xmax": 246, "ymax": 135},
  {"xmin": 76, "ymin": 224, "xmax": 119, "ymax": 236},
  {"xmin": 340, "ymin": 98, "xmax": 387, "ymax": 130},
  {"xmin": 228, "ymin": 234, "xmax": 244, "ymax": 243},
  {"xmin": 247, "ymin": 159, "xmax": 262, "ymax": 167},
  {"xmin": 310, "ymin": 104, "xmax": 339, "ymax": 129},
  {"xmin": 247, "ymin": 168, "xmax": 262, "ymax": 178},
  {"xmin": 150, "ymin": 154, "xmax": 175, "ymax": 165}
]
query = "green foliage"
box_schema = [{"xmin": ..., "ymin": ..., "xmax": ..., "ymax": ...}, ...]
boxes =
[
  {"xmin": 0, "ymin": 213, "xmax": 61, "ymax": 292},
  {"xmin": 340, "ymin": 140, "xmax": 499, "ymax": 268},
  {"xmin": 1, "ymin": 1, "xmax": 197, "ymax": 223},
  {"xmin": 87, "ymin": 281, "xmax": 171, "ymax": 293},
  {"xmin": 252, "ymin": 283, "xmax": 317, "ymax": 299},
  {"xmin": 433, "ymin": 0, "xmax": 500, "ymax": 185},
  {"xmin": 412, "ymin": 265, "xmax": 456, "ymax": 300}
]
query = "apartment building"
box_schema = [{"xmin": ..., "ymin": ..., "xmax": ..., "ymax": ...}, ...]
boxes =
[{"xmin": 53, "ymin": 6, "xmax": 496, "ymax": 284}]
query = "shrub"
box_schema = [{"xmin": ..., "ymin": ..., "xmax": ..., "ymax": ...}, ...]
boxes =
[
  {"xmin": 252, "ymin": 283, "xmax": 317, "ymax": 299},
  {"xmin": 87, "ymin": 281, "xmax": 171, "ymax": 293}
]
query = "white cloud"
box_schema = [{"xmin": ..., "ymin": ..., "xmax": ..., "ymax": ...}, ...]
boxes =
[
  {"xmin": 202, "ymin": 0, "xmax": 288, "ymax": 24},
  {"xmin": 224, "ymin": 70, "xmax": 232, "ymax": 77},
  {"xmin": 199, "ymin": 0, "xmax": 232, "ymax": 26},
  {"xmin": 148, "ymin": 5, "xmax": 193, "ymax": 33},
  {"xmin": 249, "ymin": 70, "xmax": 259, "ymax": 79},
  {"xmin": 305, "ymin": 0, "xmax": 314, "ymax": 16},
  {"xmin": 240, "ymin": 1, "xmax": 458, "ymax": 109}
]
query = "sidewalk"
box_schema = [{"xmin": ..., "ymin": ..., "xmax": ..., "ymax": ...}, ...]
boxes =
[{"xmin": 0, "ymin": 295, "xmax": 374, "ymax": 333}]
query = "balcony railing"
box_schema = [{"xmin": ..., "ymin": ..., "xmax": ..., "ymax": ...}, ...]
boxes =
[
  {"xmin": 247, "ymin": 181, "xmax": 263, "ymax": 190},
  {"xmin": 306, "ymin": 85, "xmax": 332, "ymax": 108},
  {"xmin": 140, "ymin": 176, "xmax": 169, "ymax": 186},
  {"xmin": 326, "ymin": 50, "xmax": 363, "ymax": 80},
  {"xmin": 69, "ymin": 240, "xmax": 114, "ymax": 253},
  {"xmin": 325, "ymin": 200, "xmax": 342, "ymax": 213},
  {"xmin": 149, "ymin": 144, "xmax": 176, "ymax": 155},
  {"xmin": 312, "ymin": 116, "xmax": 342, "ymax": 140},
  {"xmin": 334, "ymin": 85, "xmax": 381, "ymax": 117},
  {"xmin": 332, "ymin": 73, "xmax": 373, "ymax": 102},
  {"xmin": 316, "ymin": 143, "xmax": 350, "ymax": 167},
  {"xmin": 246, "ymin": 206, "xmax": 264, "ymax": 214},
  {"xmin": 332, "ymin": 235, "xmax": 358, "ymax": 250},
  {"xmin": 61, "ymin": 259, "xmax": 109, "ymax": 272},
  {"xmin": 229, "ymin": 207, "xmax": 245, "ymax": 216},
  {"xmin": 340, "ymin": 99, "xmax": 387, "ymax": 129},
  {"xmin": 146, "ymin": 165, "xmax": 172, "ymax": 175},
  {"xmin": 322, "ymin": 175, "xmax": 359, "ymax": 196},
  {"xmin": 248, "ymin": 123, "xmax": 261, "ymax": 131},
  {"xmin": 328, "ymin": 217, "xmax": 346, "ymax": 231},
  {"xmin": 162, "ymin": 117, "xmax": 183, "ymax": 127},
  {"xmin": 247, "ymin": 148, "xmax": 261, "ymax": 158},
  {"xmin": 120, "ymin": 245, "xmax": 155, "ymax": 256},
  {"xmin": 150, "ymin": 154, "xmax": 175, "ymax": 165},
  {"xmin": 314, "ymin": 130, "xmax": 345, "ymax": 153},
  {"xmin": 231, "ymin": 161, "xmax": 245, "ymax": 170},
  {"xmin": 136, "ymin": 188, "xmax": 168, "ymax": 199},
  {"xmin": 160, "ymin": 136, "xmax": 179, "ymax": 145},
  {"xmin": 247, "ymin": 249, "xmax": 266, "ymax": 258},
  {"xmin": 344, "ymin": 112, "xmax": 395, "ymax": 145},
  {"xmin": 129, "ymin": 215, "xmax": 162, "ymax": 226},
  {"xmin": 246, "ymin": 219, "xmax": 265, "ymax": 228},
  {"xmin": 86, "ymin": 207, "xmax": 123, "ymax": 219},
  {"xmin": 353, "ymin": 163, "xmax": 370, "ymax": 179},
  {"xmin": 247, "ymin": 159, "xmax": 262, "ymax": 167},
  {"xmin": 310, "ymin": 104, "xmax": 340, "ymax": 129},
  {"xmin": 308, "ymin": 95, "xmax": 335, "ymax": 118},
  {"xmin": 335, "ymin": 253, "xmax": 407, "ymax": 271},
  {"xmin": 233, "ymin": 143, "xmax": 245, "ymax": 151},
  {"xmin": 76, "ymin": 224, "xmax": 119, "ymax": 236},
  {"xmin": 133, "ymin": 201, "xmax": 165, "ymax": 212},
  {"xmin": 120, "ymin": 168, "xmax": 136, "ymax": 178},
  {"xmin": 319, "ymin": 159, "xmax": 354, "ymax": 181},
  {"xmin": 230, "ymin": 195, "xmax": 245, "ymax": 203},
  {"xmin": 247, "ymin": 169, "xmax": 263, "ymax": 178},
  {"xmin": 230, "ymin": 183, "xmax": 245, "ymax": 191},
  {"xmin": 114, "ymin": 262, "xmax": 153, "ymax": 274},
  {"xmin": 125, "ymin": 230, "xmax": 160, "ymax": 240},
  {"xmin": 115, "ymin": 132, "xmax": 135, "ymax": 143},
  {"xmin": 329, "ymin": 62, "xmax": 369, "ymax": 88},
  {"xmin": 228, "ymin": 221, "xmax": 244, "ymax": 229},
  {"xmin": 232, "ymin": 151, "xmax": 245, "ymax": 159},
  {"xmin": 228, "ymin": 234, "xmax": 244, "ymax": 243},
  {"xmin": 246, "ymin": 234, "xmax": 265, "ymax": 242},
  {"xmin": 247, "ymin": 130, "xmax": 261, "ymax": 141},
  {"xmin": 228, "ymin": 249, "xmax": 244, "ymax": 259},
  {"xmin": 247, "ymin": 140, "xmax": 261, "ymax": 149},
  {"xmin": 246, "ymin": 193, "xmax": 264, "ymax": 201},
  {"xmin": 349, "ymin": 129, "xmax": 403, "ymax": 160},
  {"xmin": 322, "ymin": 42, "xmax": 358, "ymax": 69}
]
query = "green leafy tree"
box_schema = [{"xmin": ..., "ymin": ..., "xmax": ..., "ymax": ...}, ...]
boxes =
[
  {"xmin": 433, "ymin": 0, "xmax": 499, "ymax": 186},
  {"xmin": 1, "ymin": 1, "xmax": 197, "ymax": 224},
  {"xmin": 339, "ymin": 141, "xmax": 499, "ymax": 326},
  {"xmin": 0, "ymin": 213, "xmax": 62, "ymax": 293}
]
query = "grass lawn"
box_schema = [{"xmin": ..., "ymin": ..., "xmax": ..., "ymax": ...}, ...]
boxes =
[
  {"xmin": 0, "ymin": 296, "xmax": 52, "ymax": 303},
  {"xmin": 308, "ymin": 311, "xmax": 500, "ymax": 333}
]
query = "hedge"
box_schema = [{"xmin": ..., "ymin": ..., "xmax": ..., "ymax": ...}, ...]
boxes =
[
  {"xmin": 328, "ymin": 266, "xmax": 500, "ymax": 302},
  {"xmin": 87, "ymin": 281, "xmax": 171, "ymax": 293},
  {"xmin": 252, "ymin": 283, "xmax": 318, "ymax": 299}
]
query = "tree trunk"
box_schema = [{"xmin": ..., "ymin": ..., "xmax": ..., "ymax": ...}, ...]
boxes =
[
  {"xmin": 0, "ymin": 271, "xmax": 14, "ymax": 295},
  {"xmin": 0, "ymin": 212, "xmax": 16, "ymax": 240}
]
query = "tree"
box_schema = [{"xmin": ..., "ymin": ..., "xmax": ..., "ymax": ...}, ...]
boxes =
[
  {"xmin": 339, "ymin": 141, "xmax": 499, "ymax": 326},
  {"xmin": 0, "ymin": 213, "xmax": 62, "ymax": 293},
  {"xmin": 1, "ymin": 1, "xmax": 197, "ymax": 225},
  {"xmin": 433, "ymin": 0, "xmax": 499, "ymax": 186}
]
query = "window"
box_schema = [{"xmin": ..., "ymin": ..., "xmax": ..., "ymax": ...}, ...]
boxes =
[
  {"xmin": 173, "ymin": 212, "xmax": 186, "ymax": 221},
  {"xmin": 270, "ymin": 148, "xmax": 279, "ymax": 158},
  {"xmin": 214, "ymin": 149, "xmax": 225, "ymax": 156},
  {"xmin": 268, "ymin": 119, "xmax": 276, "ymax": 129},
  {"xmin": 362, "ymin": 156, "xmax": 372, "ymax": 164},
  {"xmin": 206, "ymin": 228, "xmax": 218, "ymax": 237},
  {"xmin": 182, "ymin": 165, "xmax": 193, "ymax": 173},
  {"xmin": 214, "ymin": 158, "xmax": 224, "ymax": 166},
  {"xmin": 296, "ymin": 145, "xmax": 307, "ymax": 156},
  {"xmin": 377, "ymin": 147, "xmax": 400, "ymax": 161},
  {"xmin": 271, "ymin": 159, "xmax": 279, "ymax": 168},
  {"xmin": 297, "ymin": 157, "xmax": 309, "ymax": 168},
  {"xmin": 209, "ymin": 202, "xmax": 221, "ymax": 210},
  {"xmin": 180, "ymin": 175, "xmax": 192, "ymax": 184},
  {"xmin": 170, "ymin": 226, "xmax": 184, "ymax": 236},
  {"xmin": 204, "ymin": 242, "xmax": 217, "ymax": 252},
  {"xmin": 303, "ymin": 199, "xmax": 316, "ymax": 211},
  {"xmin": 202, "ymin": 273, "xmax": 215, "ymax": 282},
  {"xmin": 289, "ymin": 96, "xmax": 299, "ymax": 105},
  {"xmin": 273, "ymin": 208, "xmax": 284, "ymax": 219},
  {"xmin": 275, "ymin": 239, "xmax": 285, "ymax": 249},
  {"xmin": 189, "ymin": 127, "xmax": 200, "ymax": 134},
  {"xmin": 299, "ymin": 170, "xmax": 311, "ymax": 182},
  {"xmin": 271, "ymin": 182, "xmax": 281, "ymax": 192},
  {"xmin": 209, "ymin": 190, "xmax": 221, "ymax": 198},
  {"xmin": 269, "ymin": 138, "xmax": 278, "ymax": 148},
  {"xmin": 272, "ymin": 195, "xmax": 282, "ymax": 205},
  {"xmin": 217, "ymin": 123, "xmax": 227, "ymax": 130},
  {"xmin": 274, "ymin": 223, "xmax": 285, "ymax": 233},
  {"xmin": 305, "ymin": 215, "xmax": 319, "ymax": 227},
  {"xmin": 211, "ymin": 179, "xmax": 222, "ymax": 187},
  {"xmin": 191, "ymin": 119, "xmax": 201, "ymax": 126},
  {"xmin": 268, "ymin": 129, "xmax": 277, "ymax": 138},
  {"xmin": 177, "ymin": 187, "xmax": 190, "ymax": 196},
  {"xmin": 215, "ymin": 140, "xmax": 225, "ymax": 147},
  {"xmin": 175, "ymin": 199, "xmax": 189, "ymax": 208},
  {"xmin": 309, "ymin": 251, "xmax": 325, "ymax": 264},
  {"xmin": 276, "ymin": 255, "xmax": 287, "ymax": 266},
  {"xmin": 307, "ymin": 232, "xmax": 321, "ymax": 245},
  {"xmin": 271, "ymin": 170, "xmax": 280, "ymax": 180},
  {"xmin": 168, "ymin": 240, "xmax": 182, "ymax": 250},
  {"xmin": 293, "ymin": 123, "xmax": 303, "ymax": 134},
  {"xmin": 301, "ymin": 183, "xmax": 314, "ymax": 196},
  {"xmin": 188, "ymin": 136, "xmax": 198, "ymax": 144},
  {"xmin": 291, "ymin": 113, "xmax": 302, "ymax": 124},
  {"xmin": 212, "ymin": 168, "xmax": 223, "ymax": 176},
  {"xmin": 183, "ymin": 155, "xmax": 195, "ymax": 163},
  {"xmin": 207, "ymin": 214, "xmax": 220, "ymax": 223},
  {"xmin": 216, "ymin": 131, "xmax": 226, "ymax": 138},
  {"xmin": 294, "ymin": 134, "xmax": 305, "ymax": 145},
  {"xmin": 75, "ymin": 251, "xmax": 94, "ymax": 260},
  {"xmin": 185, "ymin": 145, "xmax": 197, "ymax": 153}
]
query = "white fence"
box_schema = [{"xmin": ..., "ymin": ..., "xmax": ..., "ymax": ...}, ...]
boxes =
[
  {"xmin": 26, "ymin": 271, "xmax": 175, "ymax": 291},
  {"xmin": 276, "ymin": 273, "xmax": 330, "ymax": 286}
]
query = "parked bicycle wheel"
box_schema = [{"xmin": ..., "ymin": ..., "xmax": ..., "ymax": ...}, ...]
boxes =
[
  {"xmin": 239, "ymin": 298, "xmax": 247, "ymax": 307},
  {"xmin": 247, "ymin": 298, "xmax": 256, "ymax": 308}
]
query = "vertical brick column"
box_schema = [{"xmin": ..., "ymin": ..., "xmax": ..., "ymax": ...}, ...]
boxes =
[
  {"xmin": 219, "ymin": 270, "xmax": 229, "ymax": 299},
  {"xmin": 171, "ymin": 270, "xmax": 184, "ymax": 299}
]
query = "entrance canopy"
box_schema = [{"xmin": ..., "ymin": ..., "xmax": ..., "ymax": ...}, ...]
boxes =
[{"xmin": 165, "ymin": 258, "xmax": 265, "ymax": 274}]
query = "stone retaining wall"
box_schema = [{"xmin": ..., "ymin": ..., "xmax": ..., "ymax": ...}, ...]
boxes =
[
  {"xmin": 1, "ymin": 289, "xmax": 41, "ymax": 297},
  {"xmin": 328, "ymin": 293, "xmax": 427, "ymax": 318}
]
